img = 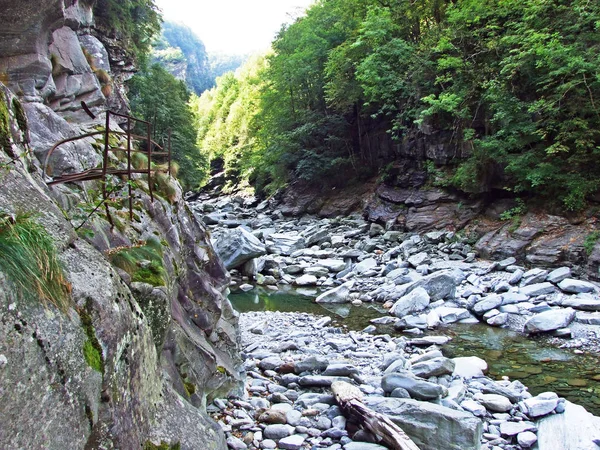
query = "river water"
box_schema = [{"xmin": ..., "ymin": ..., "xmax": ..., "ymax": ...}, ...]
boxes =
[{"xmin": 229, "ymin": 287, "xmax": 600, "ymax": 415}]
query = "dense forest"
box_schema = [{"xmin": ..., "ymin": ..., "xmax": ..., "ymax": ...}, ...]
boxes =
[{"xmin": 196, "ymin": 0, "xmax": 600, "ymax": 212}]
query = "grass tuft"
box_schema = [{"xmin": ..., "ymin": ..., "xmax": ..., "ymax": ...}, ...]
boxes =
[
  {"xmin": 106, "ymin": 237, "xmax": 166, "ymax": 286},
  {"xmin": 0, "ymin": 213, "xmax": 72, "ymax": 311}
]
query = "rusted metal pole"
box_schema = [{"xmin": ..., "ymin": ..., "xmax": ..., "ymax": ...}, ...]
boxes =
[
  {"xmin": 147, "ymin": 122, "xmax": 153, "ymax": 202},
  {"xmin": 103, "ymin": 111, "xmax": 114, "ymax": 227},
  {"xmin": 127, "ymin": 116, "xmax": 133, "ymax": 221}
]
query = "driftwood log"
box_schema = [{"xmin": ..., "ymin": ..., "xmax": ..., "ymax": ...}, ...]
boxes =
[{"xmin": 331, "ymin": 381, "xmax": 420, "ymax": 450}]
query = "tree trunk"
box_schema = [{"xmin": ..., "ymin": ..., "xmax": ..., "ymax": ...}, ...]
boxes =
[{"xmin": 331, "ymin": 381, "xmax": 420, "ymax": 450}]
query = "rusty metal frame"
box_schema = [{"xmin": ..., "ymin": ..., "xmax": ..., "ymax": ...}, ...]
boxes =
[{"xmin": 43, "ymin": 110, "xmax": 172, "ymax": 227}]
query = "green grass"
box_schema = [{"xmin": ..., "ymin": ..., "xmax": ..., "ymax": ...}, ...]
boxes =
[
  {"xmin": 0, "ymin": 213, "xmax": 71, "ymax": 311},
  {"xmin": 83, "ymin": 340, "xmax": 103, "ymax": 372},
  {"xmin": 107, "ymin": 237, "xmax": 166, "ymax": 286},
  {"xmin": 584, "ymin": 230, "xmax": 600, "ymax": 256},
  {"xmin": 79, "ymin": 309, "xmax": 104, "ymax": 374}
]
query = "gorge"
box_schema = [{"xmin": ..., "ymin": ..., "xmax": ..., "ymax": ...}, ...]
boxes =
[{"xmin": 0, "ymin": 1, "xmax": 599, "ymax": 450}]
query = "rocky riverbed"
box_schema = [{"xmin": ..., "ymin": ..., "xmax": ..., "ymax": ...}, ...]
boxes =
[
  {"xmin": 209, "ymin": 310, "xmax": 600, "ymax": 450},
  {"xmin": 189, "ymin": 194, "xmax": 600, "ymax": 449}
]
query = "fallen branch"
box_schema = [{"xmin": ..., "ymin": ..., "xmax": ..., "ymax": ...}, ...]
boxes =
[{"xmin": 331, "ymin": 381, "xmax": 420, "ymax": 450}]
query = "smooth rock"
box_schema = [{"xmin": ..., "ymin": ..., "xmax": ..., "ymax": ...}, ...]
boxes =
[
  {"xmin": 390, "ymin": 287, "xmax": 430, "ymax": 318},
  {"xmin": 520, "ymin": 282, "xmax": 555, "ymax": 297},
  {"xmin": 524, "ymin": 308, "xmax": 576, "ymax": 334},
  {"xmin": 278, "ymin": 434, "xmax": 306, "ymax": 450},
  {"xmin": 452, "ymin": 356, "xmax": 487, "ymax": 379},
  {"xmin": 475, "ymin": 393, "xmax": 513, "ymax": 412},
  {"xmin": 536, "ymin": 400, "xmax": 600, "ymax": 450},
  {"xmin": 381, "ymin": 372, "xmax": 445, "ymax": 400},
  {"xmin": 214, "ymin": 227, "xmax": 266, "ymax": 269},
  {"xmin": 263, "ymin": 424, "xmax": 295, "ymax": 440},
  {"xmin": 411, "ymin": 357, "xmax": 455, "ymax": 378},
  {"xmin": 316, "ymin": 281, "xmax": 354, "ymax": 304},
  {"xmin": 558, "ymin": 279, "xmax": 597, "ymax": 294}
]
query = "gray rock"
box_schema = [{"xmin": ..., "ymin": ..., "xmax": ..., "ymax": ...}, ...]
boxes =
[
  {"xmin": 381, "ymin": 372, "xmax": 445, "ymax": 400},
  {"xmin": 452, "ymin": 356, "xmax": 487, "ymax": 379},
  {"xmin": 509, "ymin": 268, "xmax": 525, "ymax": 285},
  {"xmin": 522, "ymin": 268, "xmax": 549, "ymax": 286},
  {"xmin": 323, "ymin": 363, "xmax": 360, "ymax": 377},
  {"xmin": 354, "ymin": 258, "xmax": 378, "ymax": 274},
  {"xmin": 524, "ymin": 308, "xmax": 576, "ymax": 334},
  {"xmin": 499, "ymin": 421, "xmax": 537, "ymax": 436},
  {"xmin": 521, "ymin": 392, "xmax": 559, "ymax": 418},
  {"xmin": 390, "ymin": 287, "xmax": 430, "ymax": 318},
  {"xmin": 460, "ymin": 399, "xmax": 487, "ymax": 417},
  {"xmin": 517, "ymin": 431, "xmax": 538, "ymax": 448},
  {"xmin": 411, "ymin": 357, "xmax": 455, "ymax": 378},
  {"xmin": 472, "ymin": 295, "xmax": 503, "ymax": 315},
  {"xmin": 294, "ymin": 274, "xmax": 318, "ymax": 286},
  {"xmin": 561, "ymin": 294, "xmax": 600, "ymax": 311},
  {"xmin": 259, "ymin": 356, "xmax": 284, "ymax": 371},
  {"xmin": 343, "ymin": 443, "xmax": 388, "ymax": 450},
  {"xmin": 214, "ymin": 226, "xmax": 266, "ymax": 269},
  {"xmin": 295, "ymin": 356, "xmax": 329, "ymax": 374},
  {"xmin": 394, "ymin": 270, "xmax": 459, "ymax": 301},
  {"xmin": 558, "ymin": 279, "xmax": 597, "ymax": 294},
  {"xmin": 501, "ymin": 292, "xmax": 529, "ymax": 304},
  {"xmin": 267, "ymin": 233, "xmax": 306, "ymax": 256},
  {"xmin": 520, "ymin": 282, "xmax": 555, "ymax": 297},
  {"xmin": 536, "ymin": 400, "xmax": 600, "ymax": 450},
  {"xmin": 547, "ymin": 267, "xmax": 572, "ymax": 284},
  {"xmin": 432, "ymin": 306, "xmax": 471, "ymax": 324},
  {"xmin": 227, "ymin": 435, "xmax": 248, "ymax": 449},
  {"xmin": 278, "ymin": 434, "xmax": 305, "ymax": 449},
  {"xmin": 316, "ymin": 281, "xmax": 354, "ymax": 304},
  {"xmin": 366, "ymin": 397, "xmax": 482, "ymax": 450},
  {"xmin": 319, "ymin": 259, "xmax": 347, "ymax": 272},
  {"xmin": 474, "ymin": 393, "xmax": 513, "ymax": 412},
  {"xmin": 408, "ymin": 252, "xmax": 431, "ymax": 268},
  {"xmin": 487, "ymin": 312, "xmax": 509, "ymax": 326},
  {"xmin": 263, "ymin": 424, "xmax": 295, "ymax": 440}
]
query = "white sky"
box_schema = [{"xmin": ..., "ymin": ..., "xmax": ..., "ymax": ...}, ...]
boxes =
[{"xmin": 154, "ymin": 0, "xmax": 315, "ymax": 54}]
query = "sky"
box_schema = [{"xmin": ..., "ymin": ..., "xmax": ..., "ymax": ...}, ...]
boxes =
[{"xmin": 154, "ymin": 0, "xmax": 315, "ymax": 55}]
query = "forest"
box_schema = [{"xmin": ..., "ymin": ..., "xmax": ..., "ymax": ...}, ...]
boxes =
[{"xmin": 195, "ymin": 0, "xmax": 600, "ymax": 212}]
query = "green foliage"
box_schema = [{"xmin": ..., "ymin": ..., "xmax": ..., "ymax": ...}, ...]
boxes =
[
  {"xmin": 79, "ymin": 309, "xmax": 104, "ymax": 374},
  {"xmin": 0, "ymin": 97, "xmax": 11, "ymax": 156},
  {"xmin": 107, "ymin": 237, "xmax": 166, "ymax": 286},
  {"xmin": 0, "ymin": 213, "xmax": 72, "ymax": 311},
  {"xmin": 500, "ymin": 199, "xmax": 527, "ymax": 221},
  {"xmin": 143, "ymin": 442, "xmax": 181, "ymax": 450},
  {"xmin": 83, "ymin": 340, "xmax": 103, "ymax": 373},
  {"xmin": 584, "ymin": 230, "xmax": 600, "ymax": 255},
  {"xmin": 129, "ymin": 64, "xmax": 208, "ymax": 190},
  {"xmin": 93, "ymin": 0, "xmax": 162, "ymax": 62}
]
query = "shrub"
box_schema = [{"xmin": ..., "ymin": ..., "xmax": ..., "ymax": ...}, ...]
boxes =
[
  {"xmin": 584, "ymin": 230, "xmax": 600, "ymax": 256},
  {"xmin": 0, "ymin": 213, "xmax": 72, "ymax": 311},
  {"xmin": 107, "ymin": 237, "xmax": 166, "ymax": 286}
]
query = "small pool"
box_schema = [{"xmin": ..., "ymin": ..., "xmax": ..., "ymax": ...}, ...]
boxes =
[{"xmin": 229, "ymin": 287, "xmax": 600, "ymax": 415}]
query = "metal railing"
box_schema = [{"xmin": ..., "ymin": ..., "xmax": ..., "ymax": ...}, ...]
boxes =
[{"xmin": 43, "ymin": 110, "xmax": 171, "ymax": 226}]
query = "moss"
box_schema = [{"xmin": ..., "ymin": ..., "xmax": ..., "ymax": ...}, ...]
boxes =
[
  {"xmin": 0, "ymin": 213, "xmax": 72, "ymax": 311},
  {"xmin": 107, "ymin": 237, "xmax": 166, "ymax": 286},
  {"xmin": 79, "ymin": 309, "xmax": 105, "ymax": 374},
  {"xmin": 584, "ymin": 230, "xmax": 600, "ymax": 256},
  {"xmin": 143, "ymin": 442, "xmax": 181, "ymax": 450},
  {"xmin": 11, "ymin": 98, "xmax": 28, "ymax": 139},
  {"xmin": 0, "ymin": 97, "xmax": 12, "ymax": 156},
  {"xmin": 183, "ymin": 380, "xmax": 196, "ymax": 396}
]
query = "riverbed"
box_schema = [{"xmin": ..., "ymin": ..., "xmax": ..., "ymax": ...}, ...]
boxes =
[{"xmin": 230, "ymin": 287, "xmax": 600, "ymax": 415}]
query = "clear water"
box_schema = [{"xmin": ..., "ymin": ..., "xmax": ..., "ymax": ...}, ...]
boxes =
[{"xmin": 230, "ymin": 287, "xmax": 600, "ymax": 415}]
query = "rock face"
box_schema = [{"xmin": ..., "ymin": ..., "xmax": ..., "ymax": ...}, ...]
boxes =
[
  {"xmin": 366, "ymin": 397, "xmax": 482, "ymax": 450},
  {"xmin": 536, "ymin": 401, "xmax": 600, "ymax": 450},
  {"xmin": 0, "ymin": 4, "xmax": 243, "ymax": 449}
]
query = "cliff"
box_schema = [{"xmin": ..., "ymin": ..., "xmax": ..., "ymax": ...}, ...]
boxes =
[{"xmin": 0, "ymin": 2, "xmax": 243, "ymax": 448}]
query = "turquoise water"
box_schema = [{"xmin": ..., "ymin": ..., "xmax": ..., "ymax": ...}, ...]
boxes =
[{"xmin": 229, "ymin": 287, "xmax": 600, "ymax": 415}]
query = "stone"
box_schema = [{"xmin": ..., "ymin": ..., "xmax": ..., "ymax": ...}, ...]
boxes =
[
  {"xmin": 499, "ymin": 421, "xmax": 537, "ymax": 436},
  {"xmin": 561, "ymin": 294, "xmax": 600, "ymax": 311},
  {"xmin": 316, "ymin": 281, "xmax": 354, "ymax": 304},
  {"xmin": 517, "ymin": 431, "xmax": 538, "ymax": 448},
  {"xmin": 295, "ymin": 356, "xmax": 329, "ymax": 374},
  {"xmin": 259, "ymin": 356, "xmax": 284, "ymax": 371},
  {"xmin": 524, "ymin": 308, "xmax": 576, "ymax": 334},
  {"xmin": 381, "ymin": 372, "xmax": 445, "ymax": 400},
  {"xmin": 536, "ymin": 400, "xmax": 600, "ymax": 450},
  {"xmin": 263, "ymin": 424, "xmax": 295, "ymax": 440},
  {"xmin": 259, "ymin": 409, "xmax": 288, "ymax": 424},
  {"xmin": 278, "ymin": 434, "xmax": 306, "ymax": 449},
  {"xmin": 487, "ymin": 313, "xmax": 508, "ymax": 326},
  {"xmin": 394, "ymin": 270, "xmax": 458, "ymax": 301},
  {"xmin": 319, "ymin": 259, "xmax": 347, "ymax": 272},
  {"xmin": 521, "ymin": 268, "xmax": 549, "ymax": 286},
  {"xmin": 343, "ymin": 443, "xmax": 388, "ymax": 450},
  {"xmin": 472, "ymin": 295, "xmax": 503, "ymax": 315},
  {"xmin": 267, "ymin": 233, "xmax": 306, "ymax": 256},
  {"xmin": 390, "ymin": 287, "xmax": 430, "ymax": 318},
  {"xmin": 214, "ymin": 226, "xmax": 266, "ymax": 269},
  {"xmin": 520, "ymin": 282, "xmax": 555, "ymax": 297},
  {"xmin": 460, "ymin": 399, "xmax": 487, "ymax": 417},
  {"xmin": 354, "ymin": 258, "xmax": 378, "ymax": 274},
  {"xmin": 408, "ymin": 336, "xmax": 450, "ymax": 346},
  {"xmin": 558, "ymin": 279, "xmax": 597, "ymax": 294},
  {"xmin": 474, "ymin": 393, "xmax": 513, "ymax": 412},
  {"xmin": 452, "ymin": 356, "xmax": 487, "ymax": 379},
  {"xmin": 323, "ymin": 364, "xmax": 360, "ymax": 377},
  {"xmin": 432, "ymin": 306, "xmax": 471, "ymax": 324},
  {"xmin": 547, "ymin": 267, "xmax": 572, "ymax": 284},
  {"xmin": 408, "ymin": 252, "xmax": 431, "ymax": 268},
  {"xmin": 501, "ymin": 292, "xmax": 529, "ymax": 304},
  {"xmin": 521, "ymin": 392, "xmax": 559, "ymax": 418},
  {"xmin": 410, "ymin": 357, "xmax": 455, "ymax": 378},
  {"xmin": 227, "ymin": 436, "xmax": 248, "ymax": 450},
  {"xmin": 366, "ymin": 397, "xmax": 482, "ymax": 450},
  {"xmin": 294, "ymin": 274, "xmax": 318, "ymax": 286}
]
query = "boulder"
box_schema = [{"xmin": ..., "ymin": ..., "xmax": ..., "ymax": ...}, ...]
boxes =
[
  {"xmin": 547, "ymin": 267, "xmax": 571, "ymax": 284},
  {"xmin": 390, "ymin": 287, "xmax": 430, "ymax": 318},
  {"xmin": 354, "ymin": 258, "xmax": 378, "ymax": 274},
  {"xmin": 381, "ymin": 372, "xmax": 445, "ymax": 400},
  {"xmin": 316, "ymin": 280, "xmax": 354, "ymax": 304},
  {"xmin": 319, "ymin": 259, "xmax": 346, "ymax": 272},
  {"xmin": 294, "ymin": 274, "xmax": 318, "ymax": 286},
  {"xmin": 536, "ymin": 400, "xmax": 600, "ymax": 450},
  {"xmin": 472, "ymin": 295, "xmax": 503, "ymax": 315},
  {"xmin": 366, "ymin": 397, "xmax": 482, "ymax": 450},
  {"xmin": 524, "ymin": 308, "xmax": 576, "ymax": 334},
  {"xmin": 410, "ymin": 357, "xmax": 455, "ymax": 378},
  {"xmin": 452, "ymin": 356, "xmax": 487, "ymax": 379},
  {"xmin": 213, "ymin": 227, "xmax": 266, "ymax": 269},
  {"xmin": 561, "ymin": 294, "xmax": 600, "ymax": 311},
  {"xmin": 558, "ymin": 279, "xmax": 597, "ymax": 294},
  {"xmin": 395, "ymin": 270, "xmax": 458, "ymax": 301},
  {"xmin": 521, "ymin": 392, "xmax": 559, "ymax": 418},
  {"xmin": 520, "ymin": 282, "xmax": 555, "ymax": 297},
  {"xmin": 267, "ymin": 233, "xmax": 306, "ymax": 256},
  {"xmin": 474, "ymin": 393, "xmax": 513, "ymax": 412}
]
